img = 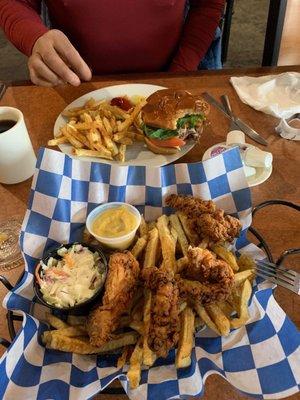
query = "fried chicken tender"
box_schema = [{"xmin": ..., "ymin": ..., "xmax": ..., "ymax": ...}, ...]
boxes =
[
  {"xmin": 166, "ymin": 194, "xmax": 216, "ymax": 217},
  {"xmin": 142, "ymin": 267, "xmax": 180, "ymax": 358},
  {"xmin": 166, "ymin": 194, "xmax": 241, "ymax": 243},
  {"xmin": 88, "ymin": 251, "xmax": 139, "ymax": 347},
  {"xmin": 193, "ymin": 210, "xmax": 242, "ymax": 243},
  {"xmin": 178, "ymin": 246, "xmax": 234, "ymax": 304}
]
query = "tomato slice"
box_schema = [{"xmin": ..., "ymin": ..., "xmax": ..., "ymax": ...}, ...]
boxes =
[{"xmin": 149, "ymin": 137, "xmax": 186, "ymax": 148}]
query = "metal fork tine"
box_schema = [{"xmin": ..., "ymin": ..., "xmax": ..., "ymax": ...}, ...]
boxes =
[
  {"xmin": 255, "ymin": 262, "xmax": 295, "ymax": 284},
  {"xmin": 257, "ymin": 259, "xmax": 297, "ymax": 278},
  {"xmin": 255, "ymin": 271, "xmax": 296, "ymax": 292},
  {"xmin": 255, "ymin": 267, "xmax": 295, "ymax": 286}
]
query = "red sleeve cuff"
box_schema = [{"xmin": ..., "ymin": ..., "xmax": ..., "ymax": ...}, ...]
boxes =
[{"xmin": 14, "ymin": 21, "xmax": 49, "ymax": 56}]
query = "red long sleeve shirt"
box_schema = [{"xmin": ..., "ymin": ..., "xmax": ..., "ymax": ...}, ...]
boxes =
[{"xmin": 0, "ymin": 0, "xmax": 224, "ymax": 74}]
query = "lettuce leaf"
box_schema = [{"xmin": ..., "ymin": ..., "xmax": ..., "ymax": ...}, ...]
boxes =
[
  {"xmin": 143, "ymin": 113, "xmax": 205, "ymax": 140},
  {"xmin": 143, "ymin": 124, "xmax": 177, "ymax": 140},
  {"xmin": 177, "ymin": 114, "xmax": 205, "ymax": 129}
]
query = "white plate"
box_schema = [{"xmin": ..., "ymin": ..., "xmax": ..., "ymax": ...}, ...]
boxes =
[
  {"xmin": 202, "ymin": 143, "xmax": 272, "ymax": 187},
  {"xmin": 54, "ymin": 83, "xmax": 195, "ymax": 167}
]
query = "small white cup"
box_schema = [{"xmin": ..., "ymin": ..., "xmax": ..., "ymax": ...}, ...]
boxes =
[
  {"xmin": 0, "ymin": 107, "xmax": 36, "ymax": 184},
  {"xmin": 226, "ymin": 130, "xmax": 245, "ymax": 146},
  {"xmin": 86, "ymin": 202, "xmax": 141, "ymax": 250}
]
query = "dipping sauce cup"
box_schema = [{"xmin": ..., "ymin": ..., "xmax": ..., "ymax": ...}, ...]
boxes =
[{"xmin": 86, "ymin": 202, "xmax": 141, "ymax": 250}]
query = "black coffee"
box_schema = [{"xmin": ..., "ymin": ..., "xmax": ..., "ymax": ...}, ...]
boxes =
[{"xmin": 0, "ymin": 119, "xmax": 16, "ymax": 134}]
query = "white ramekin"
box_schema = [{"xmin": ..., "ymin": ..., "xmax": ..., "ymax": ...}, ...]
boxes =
[{"xmin": 86, "ymin": 202, "xmax": 141, "ymax": 250}]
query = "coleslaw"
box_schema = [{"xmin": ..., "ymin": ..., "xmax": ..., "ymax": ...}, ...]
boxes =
[{"xmin": 36, "ymin": 244, "xmax": 105, "ymax": 308}]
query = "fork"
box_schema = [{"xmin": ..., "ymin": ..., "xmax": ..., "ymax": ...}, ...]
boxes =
[
  {"xmin": 255, "ymin": 259, "xmax": 300, "ymax": 294},
  {"xmin": 0, "ymin": 83, "xmax": 6, "ymax": 101}
]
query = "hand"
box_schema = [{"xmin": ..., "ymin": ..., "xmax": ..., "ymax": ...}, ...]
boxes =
[{"xmin": 28, "ymin": 29, "xmax": 92, "ymax": 87}]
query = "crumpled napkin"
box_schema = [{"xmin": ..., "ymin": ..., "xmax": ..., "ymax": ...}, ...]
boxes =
[{"xmin": 230, "ymin": 72, "xmax": 300, "ymax": 119}]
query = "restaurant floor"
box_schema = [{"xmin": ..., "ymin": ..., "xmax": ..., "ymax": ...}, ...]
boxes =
[{"xmin": 0, "ymin": 0, "xmax": 269, "ymax": 82}]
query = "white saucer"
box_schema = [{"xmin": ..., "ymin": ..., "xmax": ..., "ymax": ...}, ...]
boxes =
[{"xmin": 202, "ymin": 143, "xmax": 272, "ymax": 187}]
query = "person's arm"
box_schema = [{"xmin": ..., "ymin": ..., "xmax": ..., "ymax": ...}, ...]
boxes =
[
  {"xmin": 169, "ymin": 0, "xmax": 225, "ymax": 72},
  {"xmin": 0, "ymin": 0, "xmax": 91, "ymax": 86},
  {"xmin": 0, "ymin": 0, "xmax": 48, "ymax": 56}
]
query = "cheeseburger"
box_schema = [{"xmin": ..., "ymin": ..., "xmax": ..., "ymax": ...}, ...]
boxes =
[{"xmin": 141, "ymin": 89, "xmax": 209, "ymax": 154}]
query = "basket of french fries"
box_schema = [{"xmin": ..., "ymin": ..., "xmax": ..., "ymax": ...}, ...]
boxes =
[{"xmin": 1, "ymin": 146, "xmax": 299, "ymax": 400}]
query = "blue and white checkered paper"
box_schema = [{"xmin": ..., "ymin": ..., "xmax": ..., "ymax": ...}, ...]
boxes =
[{"xmin": 1, "ymin": 147, "xmax": 299, "ymax": 400}]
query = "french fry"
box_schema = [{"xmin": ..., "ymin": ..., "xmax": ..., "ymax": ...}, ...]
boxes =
[
  {"xmin": 169, "ymin": 214, "xmax": 189, "ymax": 257},
  {"xmin": 205, "ymin": 304, "xmax": 230, "ymax": 336},
  {"xmin": 176, "ymin": 307, "xmax": 195, "ymax": 368},
  {"xmin": 170, "ymin": 226, "xmax": 178, "ymax": 246},
  {"xmin": 211, "ymin": 244, "xmax": 239, "ymax": 272},
  {"xmin": 177, "ymin": 212, "xmax": 198, "ymax": 245},
  {"xmin": 43, "ymin": 331, "xmax": 138, "ymax": 354},
  {"xmin": 72, "ymin": 147, "xmax": 113, "ymax": 160},
  {"xmin": 194, "ymin": 304, "xmax": 220, "ymax": 336},
  {"xmin": 118, "ymin": 99, "xmax": 146, "ymax": 132},
  {"xmin": 67, "ymin": 315, "xmax": 87, "ymax": 326},
  {"xmin": 45, "ymin": 313, "xmax": 69, "ymax": 330},
  {"xmin": 195, "ymin": 317, "xmax": 205, "ymax": 331},
  {"xmin": 113, "ymin": 136, "xmax": 133, "ymax": 145},
  {"xmin": 102, "ymin": 135, "xmax": 119, "ymax": 156},
  {"xmin": 103, "ymin": 116, "xmax": 113, "ymax": 135},
  {"xmin": 131, "ymin": 300, "xmax": 144, "ymax": 322},
  {"xmin": 67, "ymin": 124, "xmax": 90, "ymax": 148},
  {"xmin": 115, "ymin": 144, "xmax": 126, "ymax": 162},
  {"xmin": 230, "ymin": 279, "xmax": 252, "ymax": 329},
  {"xmin": 131, "ymin": 236, "xmax": 147, "ymax": 259},
  {"xmin": 179, "ymin": 301, "xmax": 187, "ymax": 313},
  {"xmin": 144, "ymin": 227, "xmax": 159, "ymax": 269},
  {"xmin": 139, "ymin": 216, "xmax": 148, "ymax": 237},
  {"xmin": 218, "ymin": 301, "xmax": 235, "ymax": 318},
  {"xmin": 55, "ymin": 325, "xmax": 87, "ymax": 337},
  {"xmin": 147, "ymin": 221, "xmax": 156, "ymax": 231},
  {"xmin": 156, "ymin": 215, "xmax": 176, "ymax": 273},
  {"xmin": 117, "ymin": 346, "xmax": 130, "ymax": 369},
  {"xmin": 62, "ymin": 127, "xmax": 84, "ymax": 149},
  {"xmin": 127, "ymin": 338, "xmax": 143, "ymax": 389},
  {"xmin": 234, "ymin": 270, "xmax": 255, "ymax": 286},
  {"xmin": 176, "ymin": 256, "xmax": 188, "ymax": 273},
  {"xmin": 142, "ymin": 289, "xmax": 156, "ymax": 367},
  {"xmin": 48, "ymin": 137, "xmax": 69, "ymax": 146},
  {"xmin": 129, "ymin": 321, "xmax": 144, "ymax": 335},
  {"xmin": 238, "ymin": 254, "xmax": 256, "ymax": 271}
]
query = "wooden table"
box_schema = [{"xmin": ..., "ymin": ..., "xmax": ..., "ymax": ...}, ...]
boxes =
[{"xmin": 0, "ymin": 66, "xmax": 299, "ymax": 400}]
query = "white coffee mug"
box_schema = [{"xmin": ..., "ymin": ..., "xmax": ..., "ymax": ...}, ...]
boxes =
[{"xmin": 0, "ymin": 107, "xmax": 36, "ymax": 184}]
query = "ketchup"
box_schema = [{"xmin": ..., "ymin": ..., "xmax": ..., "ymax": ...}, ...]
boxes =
[{"xmin": 110, "ymin": 97, "xmax": 132, "ymax": 111}]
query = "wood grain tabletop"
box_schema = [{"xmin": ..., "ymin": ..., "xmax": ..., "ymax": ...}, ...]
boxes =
[{"xmin": 0, "ymin": 66, "xmax": 299, "ymax": 400}]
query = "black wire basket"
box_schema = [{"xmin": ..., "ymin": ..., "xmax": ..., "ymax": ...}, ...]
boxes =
[{"xmin": 1, "ymin": 199, "xmax": 299, "ymax": 397}]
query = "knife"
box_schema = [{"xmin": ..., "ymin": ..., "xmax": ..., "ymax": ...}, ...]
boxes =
[
  {"xmin": 221, "ymin": 95, "xmax": 240, "ymax": 131},
  {"xmin": 202, "ymin": 92, "xmax": 268, "ymax": 146}
]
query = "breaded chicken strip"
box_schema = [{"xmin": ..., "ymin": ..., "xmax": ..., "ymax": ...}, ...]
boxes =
[
  {"xmin": 166, "ymin": 194, "xmax": 241, "ymax": 243},
  {"xmin": 88, "ymin": 251, "xmax": 139, "ymax": 347},
  {"xmin": 142, "ymin": 266, "xmax": 180, "ymax": 358},
  {"xmin": 166, "ymin": 194, "xmax": 216, "ymax": 217},
  {"xmin": 178, "ymin": 246, "xmax": 234, "ymax": 304}
]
